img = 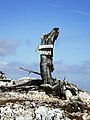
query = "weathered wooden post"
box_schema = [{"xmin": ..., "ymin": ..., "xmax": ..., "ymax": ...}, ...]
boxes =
[{"xmin": 39, "ymin": 28, "xmax": 59, "ymax": 85}]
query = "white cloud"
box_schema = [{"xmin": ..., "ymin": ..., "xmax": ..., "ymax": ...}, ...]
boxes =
[
  {"xmin": 77, "ymin": 60, "xmax": 90, "ymax": 74},
  {"xmin": 54, "ymin": 60, "xmax": 90, "ymax": 75},
  {"xmin": 71, "ymin": 10, "xmax": 90, "ymax": 16},
  {"xmin": 0, "ymin": 61, "xmax": 8, "ymax": 73},
  {"xmin": 0, "ymin": 39, "xmax": 20, "ymax": 56},
  {"xmin": 24, "ymin": 40, "xmax": 32, "ymax": 46},
  {"xmin": 0, "ymin": 60, "xmax": 40, "ymax": 79},
  {"xmin": 0, "ymin": 61, "xmax": 25, "ymax": 79},
  {"xmin": 0, "ymin": 61, "xmax": 7, "ymax": 66},
  {"xmin": 46, "ymin": 3, "xmax": 61, "ymax": 8}
]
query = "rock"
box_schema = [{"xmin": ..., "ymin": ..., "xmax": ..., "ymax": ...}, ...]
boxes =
[
  {"xmin": 35, "ymin": 106, "xmax": 63, "ymax": 120},
  {"xmin": 35, "ymin": 106, "xmax": 48, "ymax": 119},
  {"xmin": 65, "ymin": 90, "xmax": 72, "ymax": 100},
  {"xmin": 79, "ymin": 91, "xmax": 90, "ymax": 103},
  {"xmin": 82, "ymin": 112, "xmax": 89, "ymax": 120}
]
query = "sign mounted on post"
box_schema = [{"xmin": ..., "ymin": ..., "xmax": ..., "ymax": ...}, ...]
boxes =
[
  {"xmin": 39, "ymin": 45, "xmax": 53, "ymax": 50},
  {"xmin": 39, "ymin": 45, "xmax": 53, "ymax": 55},
  {"xmin": 39, "ymin": 50, "xmax": 51, "ymax": 55}
]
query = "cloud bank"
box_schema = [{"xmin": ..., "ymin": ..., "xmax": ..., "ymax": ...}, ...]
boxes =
[
  {"xmin": 0, "ymin": 59, "xmax": 90, "ymax": 92},
  {"xmin": 54, "ymin": 60, "xmax": 90, "ymax": 75},
  {"xmin": 0, "ymin": 59, "xmax": 90, "ymax": 91},
  {"xmin": 0, "ymin": 60, "xmax": 40, "ymax": 79},
  {"xmin": 0, "ymin": 59, "xmax": 90, "ymax": 79}
]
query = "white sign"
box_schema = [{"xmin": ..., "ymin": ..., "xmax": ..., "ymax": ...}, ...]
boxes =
[
  {"xmin": 39, "ymin": 45, "xmax": 53, "ymax": 49},
  {"xmin": 39, "ymin": 50, "xmax": 51, "ymax": 55}
]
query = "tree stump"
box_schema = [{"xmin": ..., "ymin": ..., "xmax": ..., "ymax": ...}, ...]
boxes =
[{"xmin": 39, "ymin": 28, "xmax": 59, "ymax": 85}]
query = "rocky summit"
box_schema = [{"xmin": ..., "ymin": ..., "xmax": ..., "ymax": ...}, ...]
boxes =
[{"xmin": 0, "ymin": 78, "xmax": 90, "ymax": 120}]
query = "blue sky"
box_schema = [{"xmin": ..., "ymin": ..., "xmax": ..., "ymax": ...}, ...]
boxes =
[{"xmin": 0, "ymin": 0, "xmax": 90, "ymax": 91}]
